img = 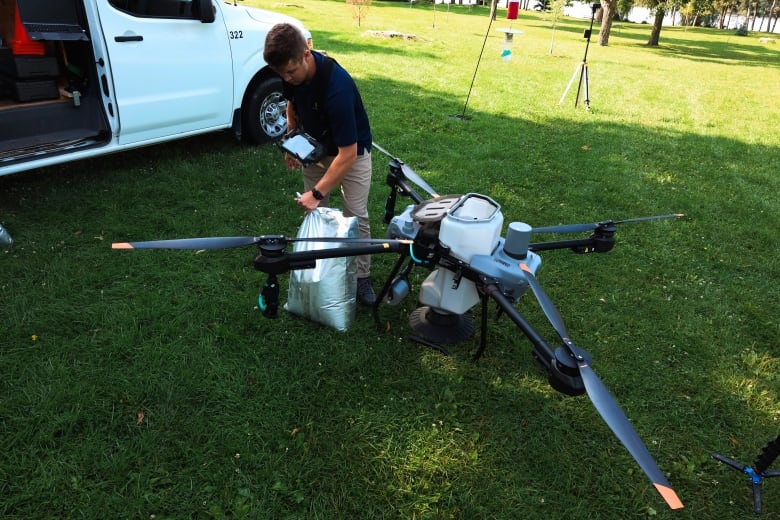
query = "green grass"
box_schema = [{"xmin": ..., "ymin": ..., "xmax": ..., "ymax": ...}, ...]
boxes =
[{"xmin": 1, "ymin": 1, "xmax": 779, "ymax": 518}]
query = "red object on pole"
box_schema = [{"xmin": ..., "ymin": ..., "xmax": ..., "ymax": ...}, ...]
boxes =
[{"xmin": 507, "ymin": 1, "xmax": 519, "ymax": 19}]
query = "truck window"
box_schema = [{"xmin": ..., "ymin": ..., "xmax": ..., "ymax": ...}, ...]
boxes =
[{"xmin": 109, "ymin": 0, "xmax": 199, "ymax": 19}]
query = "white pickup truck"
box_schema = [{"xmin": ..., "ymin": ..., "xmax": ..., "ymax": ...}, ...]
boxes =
[{"xmin": 0, "ymin": 0, "xmax": 310, "ymax": 177}]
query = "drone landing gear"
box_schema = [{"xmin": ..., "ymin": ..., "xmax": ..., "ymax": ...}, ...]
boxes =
[{"xmin": 713, "ymin": 435, "xmax": 780, "ymax": 514}]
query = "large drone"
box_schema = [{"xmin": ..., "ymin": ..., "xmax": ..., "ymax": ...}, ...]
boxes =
[{"xmin": 113, "ymin": 143, "xmax": 685, "ymax": 510}]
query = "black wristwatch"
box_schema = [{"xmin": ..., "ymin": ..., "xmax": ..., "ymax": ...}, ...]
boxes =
[{"xmin": 311, "ymin": 188, "xmax": 325, "ymax": 200}]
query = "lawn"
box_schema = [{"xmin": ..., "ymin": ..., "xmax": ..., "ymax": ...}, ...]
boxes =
[{"xmin": 1, "ymin": 1, "xmax": 778, "ymax": 518}]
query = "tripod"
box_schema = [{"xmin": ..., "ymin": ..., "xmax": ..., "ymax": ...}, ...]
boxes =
[
  {"xmin": 558, "ymin": 3, "xmax": 600, "ymax": 110},
  {"xmin": 712, "ymin": 434, "xmax": 780, "ymax": 514}
]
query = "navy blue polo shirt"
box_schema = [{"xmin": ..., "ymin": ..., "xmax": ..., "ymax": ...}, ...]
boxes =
[{"xmin": 283, "ymin": 52, "xmax": 372, "ymax": 156}]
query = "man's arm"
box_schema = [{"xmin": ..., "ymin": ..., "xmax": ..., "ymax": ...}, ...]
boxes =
[
  {"xmin": 285, "ymin": 98, "xmax": 298, "ymax": 134},
  {"xmin": 284, "ymin": 100, "xmax": 301, "ymax": 171}
]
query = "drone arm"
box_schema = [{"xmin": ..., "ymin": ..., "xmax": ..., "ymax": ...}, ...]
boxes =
[
  {"xmin": 530, "ymin": 225, "xmax": 617, "ymax": 254},
  {"xmin": 480, "ymin": 280, "xmax": 556, "ymax": 367},
  {"xmin": 394, "ymin": 176, "xmax": 426, "ymax": 206},
  {"xmin": 529, "ymin": 237, "xmax": 596, "ymax": 252},
  {"xmin": 254, "ymin": 241, "xmax": 408, "ymax": 275},
  {"xmin": 480, "ymin": 279, "xmax": 590, "ymax": 396},
  {"xmin": 529, "ymin": 234, "xmax": 615, "ymax": 254}
]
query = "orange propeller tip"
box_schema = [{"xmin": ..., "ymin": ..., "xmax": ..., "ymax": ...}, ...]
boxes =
[
  {"xmin": 112, "ymin": 243, "xmax": 133, "ymax": 249},
  {"xmin": 654, "ymin": 483, "xmax": 684, "ymax": 510}
]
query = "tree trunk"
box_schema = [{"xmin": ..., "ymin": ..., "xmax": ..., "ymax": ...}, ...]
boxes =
[
  {"xmin": 490, "ymin": 0, "xmax": 498, "ymax": 20},
  {"xmin": 750, "ymin": 3, "xmax": 758, "ymax": 30},
  {"xmin": 764, "ymin": 0, "xmax": 777, "ymax": 32},
  {"xmin": 598, "ymin": 1, "xmax": 616, "ymax": 46},
  {"xmin": 647, "ymin": 7, "xmax": 665, "ymax": 46}
]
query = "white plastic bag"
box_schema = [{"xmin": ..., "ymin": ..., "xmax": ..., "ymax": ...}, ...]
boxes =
[{"xmin": 284, "ymin": 207, "xmax": 358, "ymax": 331}]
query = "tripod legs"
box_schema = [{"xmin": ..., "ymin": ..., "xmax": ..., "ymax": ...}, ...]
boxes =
[
  {"xmin": 558, "ymin": 61, "xmax": 590, "ymax": 110},
  {"xmin": 712, "ymin": 435, "xmax": 780, "ymax": 515},
  {"xmin": 580, "ymin": 62, "xmax": 590, "ymax": 110}
]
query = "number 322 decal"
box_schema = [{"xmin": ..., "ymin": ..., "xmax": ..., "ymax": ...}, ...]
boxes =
[{"xmin": 229, "ymin": 30, "xmax": 244, "ymax": 39}]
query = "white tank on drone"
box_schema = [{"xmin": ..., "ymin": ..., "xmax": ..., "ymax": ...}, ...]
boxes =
[
  {"xmin": 438, "ymin": 193, "xmax": 504, "ymax": 261},
  {"xmin": 418, "ymin": 194, "xmax": 504, "ymax": 316}
]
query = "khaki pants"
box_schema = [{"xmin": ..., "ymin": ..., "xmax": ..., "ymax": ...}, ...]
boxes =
[{"xmin": 303, "ymin": 152, "xmax": 372, "ymax": 278}]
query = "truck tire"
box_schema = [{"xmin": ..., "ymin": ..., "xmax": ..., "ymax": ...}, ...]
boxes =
[{"xmin": 243, "ymin": 76, "xmax": 287, "ymax": 144}]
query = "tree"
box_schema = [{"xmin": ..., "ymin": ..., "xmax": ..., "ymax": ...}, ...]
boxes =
[
  {"xmin": 617, "ymin": 0, "xmax": 637, "ymax": 19},
  {"xmin": 490, "ymin": 0, "xmax": 499, "ymax": 19},
  {"xmin": 346, "ymin": 0, "xmax": 371, "ymax": 26},
  {"xmin": 713, "ymin": 0, "xmax": 736, "ymax": 29},
  {"xmin": 597, "ymin": 0, "xmax": 617, "ymax": 45},
  {"xmin": 647, "ymin": 0, "xmax": 666, "ymax": 45}
]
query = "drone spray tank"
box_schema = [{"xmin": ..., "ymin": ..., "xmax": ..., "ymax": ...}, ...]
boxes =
[
  {"xmin": 418, "ymin": 193, "xmax": 503, "ymax": 313},
  {"xmin": 387, "ymin": 192, "xmax": 543, "ymax": 343}
]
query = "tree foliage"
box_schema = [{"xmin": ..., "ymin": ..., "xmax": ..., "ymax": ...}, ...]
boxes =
[{"xmin": 594, "ymin": 0, "xmax": 778, "ymax": 47}]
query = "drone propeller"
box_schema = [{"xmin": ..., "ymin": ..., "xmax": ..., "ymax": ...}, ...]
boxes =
[
  {"xmin": 519, "ymin": 263, "xmax": 684, "ymax": 510},
  {"xmin": 532, "ymin": 213, "xmax": 685, "ymax": 235},
  {"xmin": 112, "ymin": 235, "xmax": 411, "ymax": 250},
  {"xmin": 112, "ymin": 236, "xmax": 265, "ymax": 250},
  {"xmin": 372, "ymin": 142, "xmax": 439, "ymax": 198}
]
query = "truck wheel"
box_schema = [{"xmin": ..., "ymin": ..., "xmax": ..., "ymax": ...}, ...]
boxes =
[{"xmin": 243, "ymin": 76, "xmax": 287, "ymax": 144}]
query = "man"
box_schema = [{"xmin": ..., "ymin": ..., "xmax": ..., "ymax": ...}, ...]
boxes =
[{"xmin": 264, "ymin": 23, "xmax": 376, "ymax": 306}]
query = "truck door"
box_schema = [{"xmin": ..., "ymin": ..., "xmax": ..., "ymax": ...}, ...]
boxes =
[{"xmin": 94, "ymin": 0, "xmax": 233, "ymax": 145}]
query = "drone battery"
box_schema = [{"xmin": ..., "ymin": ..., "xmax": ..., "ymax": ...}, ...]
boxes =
[{"xmin": 438, "ymin": 193, "xmax": 504, "ymax": 262}]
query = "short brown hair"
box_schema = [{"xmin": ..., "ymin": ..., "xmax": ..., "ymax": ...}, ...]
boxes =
[{"xmin": 263, "ymin": 23, "xmax": 308, "ymax": 70}]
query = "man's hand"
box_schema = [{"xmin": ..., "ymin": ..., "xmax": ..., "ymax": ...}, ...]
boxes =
[{"xmin": 296, "ymin": 190, "xmax": 320, "ymax": 212}]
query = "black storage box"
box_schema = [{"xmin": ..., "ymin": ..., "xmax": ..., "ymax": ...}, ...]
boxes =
[
  {"xmin": 0, "ymin": 47, "xmax": 59, "ymax": 79},
  {"xmin": 0, "ymin": 78, "xmax": 59, "ymax": 102}
]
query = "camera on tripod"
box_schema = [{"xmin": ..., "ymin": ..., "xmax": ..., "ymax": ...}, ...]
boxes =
[
  {"xmin": 560, "ymin": 1, "xmax": 600, "ymax": 109},
  {"xmin": 582, "ymin": 3, "xmax": 601, "ymax": 38}
]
